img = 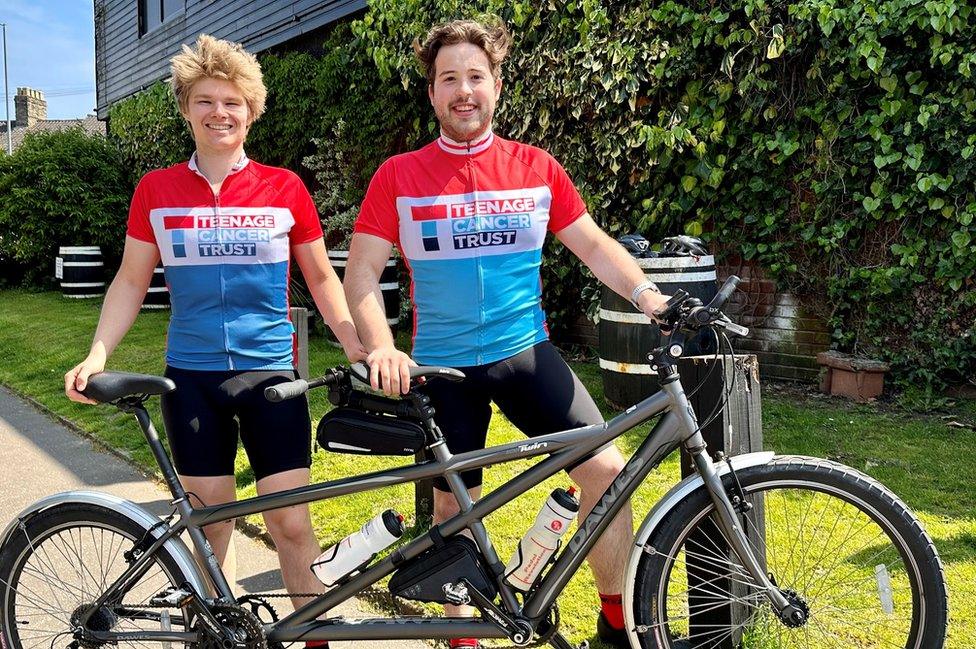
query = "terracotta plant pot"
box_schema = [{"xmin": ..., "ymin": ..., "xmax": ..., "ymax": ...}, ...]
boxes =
[{"xmin": 816, "ymin": 351, "xmax": 890, "ymax": 402}]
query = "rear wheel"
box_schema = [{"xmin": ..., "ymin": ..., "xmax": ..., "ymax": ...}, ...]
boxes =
[
  {"xmin": 0, "ymin": 502, "xmax": 195, "ymax": 649},
  {"xmin": 633, "ymin": 456, "xmax": 947, "ymax": 648}
]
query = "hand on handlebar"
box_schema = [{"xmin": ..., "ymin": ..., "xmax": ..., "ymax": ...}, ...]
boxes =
[
  {"xmin": 654, "ymin": 276, "xmax": 747, "ymax": 337},
  {"xmin": 365, "ymin": 346, "xmax": 417, "ymax": 396},
  {"xmin": 635, "ymin": 289, "xmax": 672, "ymax": 327}
]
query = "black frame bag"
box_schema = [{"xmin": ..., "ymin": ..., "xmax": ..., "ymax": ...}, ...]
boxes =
[
  {"xmin": 389, "ymin": 536, "xmax": 497, "ymax": 603},
  {"xmin": 316, "ymin": 407, "xmax": 426, "ymax": 456}
]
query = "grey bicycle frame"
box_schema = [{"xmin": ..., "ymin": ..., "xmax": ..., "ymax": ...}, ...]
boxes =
[{"xmin": 85, "ymin": 371, "xmax": 786, "ymax": 643}]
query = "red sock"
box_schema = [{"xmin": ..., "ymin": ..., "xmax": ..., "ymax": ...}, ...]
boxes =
[
  {"xmin": 600, "ymin": 592, "xmax": 625, "ymax": 630},
  {"xmin": 449, "ymin": 639, "xmax": 478, "ymax": 648},
  {"xmin": 305, "ymin": 641, "xmax": 329, "ymax": 649}
]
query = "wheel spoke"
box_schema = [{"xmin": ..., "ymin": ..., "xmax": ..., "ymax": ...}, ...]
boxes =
[
  {"xmin": 634, "ymin": 466, "xmax": 940, "ymax": 649},
  {"xmin": 2, "ymin": 512, "xmax": 188, "ymax": 649}
]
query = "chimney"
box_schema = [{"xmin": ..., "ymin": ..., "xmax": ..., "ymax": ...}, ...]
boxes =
[{"xmin": 14, "ymin": 87, "xmax": 46, "ymax": 128}]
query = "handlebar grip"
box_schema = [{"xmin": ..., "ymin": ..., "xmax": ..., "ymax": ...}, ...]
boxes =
[
  {"xmin": 709, "ymin": 276, "xmax": 741, "ymax": 310},
  {"xmin": 264, "ymin": 379, "xmax": 310, "ymax": 403}
]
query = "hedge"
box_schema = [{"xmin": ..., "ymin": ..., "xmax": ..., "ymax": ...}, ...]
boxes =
[
  {"xmin": 0, "ymin": 129, "xmax": 131, "ymax": 288},
  {"xmin": 105, "ymin": 0, "xmax": 975, "ymax": 388}
]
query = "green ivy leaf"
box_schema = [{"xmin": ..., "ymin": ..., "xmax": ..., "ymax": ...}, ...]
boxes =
[
  {"xmin": 952, "ymin": 231, "xmax": 971, "ymax": 248},
  {"xmin": 681, "ymin": 175, "xmax": 698, "ymax": 192},
  {"xmin": 766, "ymin": 24, "xmax": 785, "ymax": 59},
  {"xmin": 720, "ymin": 51, "xmax": 735, "ymax": 78},
  {"xmin": 863, "ymin": 196, "xmax": 881, "ymax": 212}
]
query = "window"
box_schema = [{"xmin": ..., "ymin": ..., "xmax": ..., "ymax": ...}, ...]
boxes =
[{"xmin": 139, "ymin": 0, "xmax": 184, "ymax": 36}]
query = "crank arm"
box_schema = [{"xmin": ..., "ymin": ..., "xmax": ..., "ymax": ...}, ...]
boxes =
[
  {"xmin": 458, "ymin": 579, "xmax": 533, "ymax": 645},
  {"xmin": 113, "ymin": 607, "xmax": 188, "ymax": 625}
]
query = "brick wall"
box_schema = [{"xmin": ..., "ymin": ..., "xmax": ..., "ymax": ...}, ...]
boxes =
[{"xmin": 718, "ymin": 262, "xmax": 830, "ymax": 382}]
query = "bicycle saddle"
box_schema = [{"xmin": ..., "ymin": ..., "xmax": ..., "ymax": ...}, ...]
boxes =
[{"xmin": 82, "ymin": 371, "xmax": 176, "ymax": 403}]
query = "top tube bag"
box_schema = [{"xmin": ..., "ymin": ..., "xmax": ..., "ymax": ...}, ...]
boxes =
[{"xmin": 316, "ymin": 407, "xmax": 427, "ymax": 456}]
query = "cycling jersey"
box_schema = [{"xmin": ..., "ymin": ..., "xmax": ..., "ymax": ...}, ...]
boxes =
[
  {"xmin": 355, "ymin": 131, "xmax": 587, "ymax": 366},
  {"xmin": 127, "ymin": 154, "xmax": 323, "ymax": 371}
]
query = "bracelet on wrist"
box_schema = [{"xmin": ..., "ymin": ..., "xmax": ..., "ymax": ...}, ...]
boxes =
[{"xmin": 630, "ymin": 280, "xmax": 661, "ymax": 308}]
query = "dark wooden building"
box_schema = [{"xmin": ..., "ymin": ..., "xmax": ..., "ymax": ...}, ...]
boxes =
[{"xmin": 94, "ymin": 0, "xmax": 365, "ymax": 119}]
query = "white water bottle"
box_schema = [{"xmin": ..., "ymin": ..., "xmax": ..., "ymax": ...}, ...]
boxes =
[
  {"xmin": 505, "ymin": 486, "xmax": 579, "ymax": 591},
  {"xmin": 311, "ymin": 510, "xmax": 405, "ymax": 586}
]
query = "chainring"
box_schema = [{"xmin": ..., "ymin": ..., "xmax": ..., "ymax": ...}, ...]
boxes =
[{"xmin": 192, "ymin": 603, "xmax": 266, "ymax": 649}]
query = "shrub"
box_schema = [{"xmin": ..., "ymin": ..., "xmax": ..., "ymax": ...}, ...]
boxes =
[
  {"xmin": 108, "ymin": 81, "xmax": 193, "ymax": 183},
  {"xmin": 0, "ymin": 129, "xmax": 131, "ymax": 288}
]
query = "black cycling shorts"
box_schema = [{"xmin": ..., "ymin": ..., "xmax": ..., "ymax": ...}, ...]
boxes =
[
  {"xmin": 419, "ymin": 341, "xmax": 604, "ymax": 491},
  {"xmin": 160, "ymin": 366, "xmax": 312, "ymax": 481}
]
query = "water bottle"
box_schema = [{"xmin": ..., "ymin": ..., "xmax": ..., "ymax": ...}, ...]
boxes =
[
  {"xmin": 504, "ymin": 486, "xmax": 579, "ymax": 591},
  {"xmin": 311, "ymin": 509, "xmax": 405, "ymax": 586}
]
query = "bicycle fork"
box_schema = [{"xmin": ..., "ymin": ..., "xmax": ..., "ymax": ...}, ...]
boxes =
[{"xmin": 661, "ymin": 376, "xmax": 810, "ymax": 628}]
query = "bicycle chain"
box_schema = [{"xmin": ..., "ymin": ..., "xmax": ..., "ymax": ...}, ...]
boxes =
[{"xmin": 125, "ymin": 591, "xmax": 560, "ymax": 649}]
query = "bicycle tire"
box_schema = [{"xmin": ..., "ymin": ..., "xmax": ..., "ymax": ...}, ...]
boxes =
[
  {"xmin": 633, "ymin": 456, "xmax": 947, "ymax": 649},
  {"xmin": 0, "ymin": 502, "xmax": 195, "ymax": 649}
]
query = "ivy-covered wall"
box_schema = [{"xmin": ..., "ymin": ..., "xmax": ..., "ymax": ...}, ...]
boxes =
[{"xmin": 107, "ymin": 0, "xmax": 976, "ymax": 388}]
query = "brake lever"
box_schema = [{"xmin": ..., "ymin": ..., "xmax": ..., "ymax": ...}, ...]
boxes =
[{"xmin": 714, "ymin": 314, "xmax": 750, "ymax": 337}]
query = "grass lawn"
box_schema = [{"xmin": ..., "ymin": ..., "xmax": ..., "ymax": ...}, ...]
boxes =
[{"xmin": 0, "ymin": 290, "xmax": 973, "ymax": 646}]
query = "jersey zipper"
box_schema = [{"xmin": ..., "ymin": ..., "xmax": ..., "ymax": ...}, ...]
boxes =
[
  {"xmin": 466, "ymin": 140, "xmax": 486, "ymax": 365},
  {"xmin": 190, "ymin": 158, "xmax": 236, "ymax": 370},
  {"xmin": 213, "ymin": 189, "xmax": 234, "ymax": 370}
]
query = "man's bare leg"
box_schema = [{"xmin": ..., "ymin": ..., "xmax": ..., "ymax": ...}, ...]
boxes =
[
  {"xmin": 568, "ymin": 445, "xmax": 633, "ymax": 593},
  {"xmin": 433, "ymin": 486, "xmax": 482, "ymax": 621},
  {"xmin": 180, "ymin": 474, "xmax": 238, "ymax": 589},
  {"xmin": 257, "ymin": 468, "xmax": 324, "ymax": 611}
]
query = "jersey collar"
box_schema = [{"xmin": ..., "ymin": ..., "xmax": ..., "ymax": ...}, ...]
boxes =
[
  {"xmin": 188, "ymin": 151, "xmax": 250, "ymax": 177},
  {"xmin": 436, "ymin": 129, "xmax": 494, "ymax": 156}
]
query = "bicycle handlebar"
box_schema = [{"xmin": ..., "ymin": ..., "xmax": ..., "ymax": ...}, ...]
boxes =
[
  {"xmin": 264, "ymin": 363, "xmax": 467, "ymax": 402},
  {"xmin": 709, "ymin": 275, "xmax": 740, "ymax": 311},
  {"xmin": 264, "ymin": 379, "xmax": 310, "ymax": 403},
  {"xmin": 655, "ymin": 275, "xmax": 747, "ymax": 338}
]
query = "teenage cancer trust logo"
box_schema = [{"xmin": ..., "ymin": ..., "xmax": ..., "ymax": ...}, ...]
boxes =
[
  {"xmin": 410, "ymin": 197, "xmax": 534, "ymax": 252},
  {"xmin": 164, "ymin": 214, "xmax": 275, "ymax": 258}
]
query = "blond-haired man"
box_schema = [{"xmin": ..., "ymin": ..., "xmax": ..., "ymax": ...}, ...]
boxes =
[{"xmin": 67, "ymin": 36, "xmax": 364, "ymax": 642}]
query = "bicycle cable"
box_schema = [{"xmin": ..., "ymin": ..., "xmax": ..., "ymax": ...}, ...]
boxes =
[
  {"xmin": 682, "ymin": 327, "xmax": 723, "ymax": 400},
  {"xmin": 679, "ymin": 326, "xmax": 740, "ymax": 444}
]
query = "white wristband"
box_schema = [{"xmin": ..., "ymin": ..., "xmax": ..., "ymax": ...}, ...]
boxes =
[{"xmin": 631, "ymin": 280, "xmax": 661, "ymax": 308}]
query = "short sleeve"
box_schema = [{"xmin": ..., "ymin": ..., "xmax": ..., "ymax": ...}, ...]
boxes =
[
  {"xmin": 125, "ymin": 176, "xmax": 156, "ymax": 244},
  {"xmin": 546, "ymin": 157, "xmax": 588, "ymax": 233},
  {"xmin": 354, "ymin": 159, "xmax": 400, "ymax": 244},
  {"xmin": 287, "ymin": 175, "xmax": 324, "ymax": 244}
]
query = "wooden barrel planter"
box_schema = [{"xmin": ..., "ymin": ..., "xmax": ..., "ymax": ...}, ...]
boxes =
[
  {"xmin": 599, "ymin": 255, "xmax": 718, "ymax": 408},
  {"xmin": 56, "ymin": 246, "xmax": 105, "ymax": 299},
  {"xmin": 327, "ymin": 250, "xmax": 400, "ymax": 341},
  {"xmin": 142, "ymin": 264, "xmax": 170, "ymax": 310}
]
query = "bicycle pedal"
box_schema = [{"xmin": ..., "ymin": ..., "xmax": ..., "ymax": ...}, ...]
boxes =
[
  {"xmin": 442, "ymin": 582, "xmax": 470, "ymax": 606},
  {"xmin": 150, "ymin": 588, "xmax": 193, "ymax": 607}
]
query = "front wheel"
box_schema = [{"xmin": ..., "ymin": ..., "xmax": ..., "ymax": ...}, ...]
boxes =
[
  {"xmin": 0, "ymin": 502, "xmax": 195, "ymax": 649},
  {"xmin": 633, "ymin": 456, "xmax": 947, "ymax": 648}
]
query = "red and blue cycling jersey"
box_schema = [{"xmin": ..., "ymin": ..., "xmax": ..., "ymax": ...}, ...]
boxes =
[
  {"xmin": 127, "ymin": 154, "xmax": 323, "ymax": 371},
  {"xmin": 355, "ymin": 131, "xmax": 587, "ymax": 366}
]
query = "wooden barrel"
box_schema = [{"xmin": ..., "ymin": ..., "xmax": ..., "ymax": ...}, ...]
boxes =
[
  {"xmin": 599, "ymin": 255, "xmax": 718, "ymax": 407},
  {"xmin": 142, "ymin": 264, "xmax": 170, "ymax": 310},
  {"xmin": 56, "ymin": 246, "xmax": 105, "ymax": 299},
  {"xmin": 327, "ymin": 250, "xmax": 399, "ymax": 338}
]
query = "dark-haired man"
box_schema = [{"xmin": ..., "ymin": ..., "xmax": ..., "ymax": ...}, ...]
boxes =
[{"xmin": 344, "ymin": 18, "xmax": 669, "ymax": 647}]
